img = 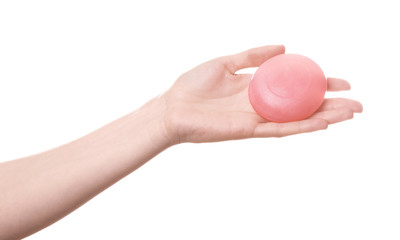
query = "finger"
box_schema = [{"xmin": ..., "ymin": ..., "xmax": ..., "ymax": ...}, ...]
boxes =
[
  {"xmin": 253, "ymin": 118, "xmax": 328, "ymax": 138},
  {"xmin": 318, "ymin": 98, "xmax": 363, "ymax": 113},
  {"xmin": 222, "ymin": 45, "xmax": 285, "ymax": 74},
  {"xmin": 327, "ymin": 77, "xmax": 351, "ymax": 91},
  {"xmin": 310, "ymin": 108, "xmax": 354, "ymax": 124}
]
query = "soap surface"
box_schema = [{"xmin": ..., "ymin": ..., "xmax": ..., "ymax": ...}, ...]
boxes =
[{"xmin": 248, "ymin": 54, "xmax": 327, "ymax": 122}]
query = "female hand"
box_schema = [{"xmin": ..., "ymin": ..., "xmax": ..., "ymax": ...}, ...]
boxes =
[{"xmin": 161, "ymin": 45, "xmax": 363, "ymax": 144}]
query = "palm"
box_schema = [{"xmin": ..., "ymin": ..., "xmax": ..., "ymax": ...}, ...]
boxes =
[
  {"xmin": 162, "ymin": 46, "xmax": 363, "ymax": 144},
  {"xmin": 164, "ymin": 60, "xmax": 263, "ymax": 143}
]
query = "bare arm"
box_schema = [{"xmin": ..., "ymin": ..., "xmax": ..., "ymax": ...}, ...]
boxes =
[
  {"xmin": 0, "ymin": 98, "xmax": 171, "ymax": 239},
  {"xmin": 0, "ymin": 45, "xmax": 362, "ymax": 239}
]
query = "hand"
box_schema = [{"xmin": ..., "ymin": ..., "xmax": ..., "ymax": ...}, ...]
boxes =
[{"xmin": 161, "ymin": 45, "xmax": 363, "ymax": 144}]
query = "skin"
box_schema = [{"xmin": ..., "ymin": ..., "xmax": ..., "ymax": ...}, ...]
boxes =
[
  {"xmin": 0, "ymin": 45, "xmax": 362, "ymax": 239},
  {"xmin": 163, "ymin": 45, "xmax": 361, "ymax": 142}
]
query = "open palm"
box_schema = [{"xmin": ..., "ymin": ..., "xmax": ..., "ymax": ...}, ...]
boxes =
[{"xmin": 161, "ymin": 45, "xmax": 362, "ymax": 144}]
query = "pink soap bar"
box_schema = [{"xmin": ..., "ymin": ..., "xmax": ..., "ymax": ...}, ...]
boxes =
[{"xmin": 248, "ymin": 54, "xmax": 327, "ymax": 123}]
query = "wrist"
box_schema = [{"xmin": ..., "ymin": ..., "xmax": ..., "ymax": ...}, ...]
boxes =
[{"xmin": 131, "ymin": 95, "xmax": 175, "ymax": 149}]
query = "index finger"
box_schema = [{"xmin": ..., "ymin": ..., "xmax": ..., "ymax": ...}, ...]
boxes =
[{"xmin": 327, "ymin": 77, "xmax": 351, "ymax": 91}]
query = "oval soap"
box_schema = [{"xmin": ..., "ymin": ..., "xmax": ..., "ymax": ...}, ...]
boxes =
[{"xmin": 248, "ymin": 54, "xmax": 327, "ymax": 123}]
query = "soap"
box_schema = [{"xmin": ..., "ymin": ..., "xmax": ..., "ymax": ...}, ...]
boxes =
[{"xmin": 248, "ymin": 54, "xmax": 327, "ymax": 123}]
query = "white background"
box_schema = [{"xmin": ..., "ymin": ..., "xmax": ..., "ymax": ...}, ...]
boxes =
[{"xmin": 0, "ymin": 0, "xmax": 399, "ymax": 239}]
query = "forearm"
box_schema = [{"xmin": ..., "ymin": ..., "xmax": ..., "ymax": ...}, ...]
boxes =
[{"xmin": 0, "ymin": 97, "xmax": 171, "ymax": 239}]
